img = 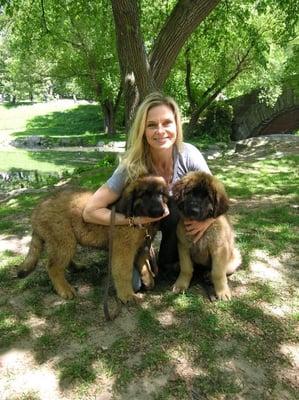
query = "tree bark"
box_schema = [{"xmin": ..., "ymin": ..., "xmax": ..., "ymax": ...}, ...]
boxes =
[
  {"xmin": 111, "ymin": 0, "xmax": 156, "ymax": 127},
  {"xmin": 111, "ymin": 0, "xmax": 221, "ymax": 125},
  {"xmin": 150, "ymin": 0, "xmax": 221, "ymax": 87},
  {"xmin": 101, "ymin": 100, "xmax": 116, "ymax": 136}
]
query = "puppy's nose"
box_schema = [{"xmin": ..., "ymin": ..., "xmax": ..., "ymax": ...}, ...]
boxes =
[{"xmin": 149, "ymin": 204, "xmax": 165, "ymax": 217}]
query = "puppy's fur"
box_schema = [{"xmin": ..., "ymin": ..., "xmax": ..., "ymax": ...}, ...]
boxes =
[
  {"xmin": 17, "ymin": 176, "xmax": 168, "ymax": 303},
  {"xmin": 172, "ymin": 172, "xmax": 241, "ymax": 300}
]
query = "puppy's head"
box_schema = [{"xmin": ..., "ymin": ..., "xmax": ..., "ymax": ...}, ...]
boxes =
[
  {"xmin": 120, "ymin": 176, "xmax": 169, "ymax": 218},
  {"xmin": 173, "ymin": 172, "xmax": 229, "ymax": 220}
]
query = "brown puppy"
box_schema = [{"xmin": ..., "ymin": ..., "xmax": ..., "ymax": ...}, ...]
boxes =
[
  {"xmin": 172, "ymin": 172, "xmax": 241, "ymax": 300},
  {"xmin": 17, "ymin": 176, "xmax": 168, "ymax": 303}
]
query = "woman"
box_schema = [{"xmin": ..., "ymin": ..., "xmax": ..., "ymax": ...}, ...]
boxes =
[{"xmin": 83, "ymin": 92, "xmax": 214, "ymax": 287}]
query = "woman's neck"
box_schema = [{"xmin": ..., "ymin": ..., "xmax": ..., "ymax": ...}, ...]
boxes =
[
  {"xmin": 150, "ymin": 147, "xmax": 173, "ymax": 169},
  {"xmin": 150, "ymin": 148, "xmax": 174, "ymax": 184}
]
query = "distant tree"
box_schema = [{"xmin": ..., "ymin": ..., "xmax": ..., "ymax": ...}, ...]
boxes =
[{"xmin": 0, "ymin": 0, "xmax": 121, "ymax": 135}]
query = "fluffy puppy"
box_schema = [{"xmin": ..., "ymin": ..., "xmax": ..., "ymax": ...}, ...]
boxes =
[
  {"xmin": 172, "ymin": 172, "xmax": 241, "ymax": 300},
  {"xmin": 17, "ymin": 176, "xmax": 168, "ymax": 303}
]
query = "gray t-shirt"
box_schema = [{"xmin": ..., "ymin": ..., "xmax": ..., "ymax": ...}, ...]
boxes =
[{"xmin": 106, "ymin": 142, "xmax": 211, "ymax": 195}]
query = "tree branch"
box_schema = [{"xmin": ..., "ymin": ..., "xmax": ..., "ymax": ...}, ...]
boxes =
[
  {"xmin": 150, "ymin": 0, "xmax": 221, "ymax": 87},
  {"xmin": 40, "ymin": 0, "xmax": 50, "ymax": 33}
]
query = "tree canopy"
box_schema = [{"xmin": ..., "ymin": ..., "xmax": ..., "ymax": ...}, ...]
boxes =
[{"xmin": 0, "ymin": 0, "xmax": 298, "ymax": 135}]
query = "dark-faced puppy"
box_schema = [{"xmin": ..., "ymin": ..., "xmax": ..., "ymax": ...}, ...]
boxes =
[
  {"xmin": 17, "ymin": 176, "xmax": 168, "ymax": 303},
  {"xmin": 172, "ymin": 172, "xmax": 241, "ymax": 300}
]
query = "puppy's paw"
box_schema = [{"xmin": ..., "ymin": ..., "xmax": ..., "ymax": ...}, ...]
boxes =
[
  {"xmin": 117, "ymin": 290, "xmax": 138, "ymax": 304},
  {"xmin": 172, "ymin": 278, "xmax": 190, "ymax": 294},
  {"xmin": 56, "ymin": 283, "xmax": 76, "ymax": 300},
  {"xmin": 216, "ymin": 286, "xmax": 232, "ymax": 301}
]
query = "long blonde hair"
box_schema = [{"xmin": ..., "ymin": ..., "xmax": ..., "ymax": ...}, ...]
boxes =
[{"xmin": 121, "ymin": 92, "xmax": 183, "ymax": 182}]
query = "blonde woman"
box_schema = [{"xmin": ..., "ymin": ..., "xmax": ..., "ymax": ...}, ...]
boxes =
[{"xmin": 83, "ymin": 92, "xmax": 213, "ymax": 289}]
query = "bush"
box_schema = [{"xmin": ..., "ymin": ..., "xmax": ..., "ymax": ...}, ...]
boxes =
[{"xmin": 197, "ymin": 101, "xmax": 234, "ymax": 142}]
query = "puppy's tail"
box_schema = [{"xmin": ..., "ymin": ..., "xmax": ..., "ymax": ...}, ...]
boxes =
[
  {"xmin": 17, "ymin": 232, "xmax": 43, "ymax": 278},
  {"xmin": 227, "ymin": 247, "xmax": 242, "ymax": 276}
]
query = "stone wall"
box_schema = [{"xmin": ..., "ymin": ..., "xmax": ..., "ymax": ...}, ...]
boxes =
[{"xmin": 231, "ymin": 85, "xmax": 299, "ymax": 140}]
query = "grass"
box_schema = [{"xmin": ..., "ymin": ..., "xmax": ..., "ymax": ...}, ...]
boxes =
[
  {"xmin": 0, "ymin": 101, "xmax": 298, "ymax": 399},
  {"xmin": 0, "ymin": 101, "xmax": 126, "ymax": 148},
  {"xmin": 0, "ymin": 148, "xmax": 115, "ymax": 173},
  {"xmin": 0, "ymin": 100, "xmax": 99, "ymax": 133}
]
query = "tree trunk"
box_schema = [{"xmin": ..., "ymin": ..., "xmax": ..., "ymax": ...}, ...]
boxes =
[
  {"xmin": 187, "ymin": 109, "xmax": 202, "ymax": 136},
  {"xmin": 101, "ymin": 100, "xmax": 116, "ymax": 136},
  {"xmin": 111, "ymin": 0, "xmax": 221, "ymax": 126},
  {"xmin": 111, "ymin": 0, "xmax": 156, "ymax": 127}
]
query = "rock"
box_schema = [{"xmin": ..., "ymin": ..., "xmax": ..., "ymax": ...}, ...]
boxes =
[{"xmin": 26, "ymin": 135, "xmax": 42, "ymax": 147}]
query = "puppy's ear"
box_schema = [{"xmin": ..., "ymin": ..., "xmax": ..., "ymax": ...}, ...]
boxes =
[
  {"xmin": 212, "ymin": 184, "xmax": 229, "ymax": 217},
  {"xmin": 172, "ymin": 179, "xmax": 186, "ymax": 204},
  {"xmin": 116, "ymin": 189, "xmax": 135, "ymax": 217}
]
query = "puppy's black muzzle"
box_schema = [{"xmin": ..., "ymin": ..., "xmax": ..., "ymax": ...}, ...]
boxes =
[
  {"xmin": 133, "ymin": 194, "xmax": 166, "ymax": 218},
  {"xmin": 178, "ymin": 197, "xmax": 213, "ymax": 221},
  {"xmin": 148, "ymin": 202, "xmax": 165, "ymax": 218}
]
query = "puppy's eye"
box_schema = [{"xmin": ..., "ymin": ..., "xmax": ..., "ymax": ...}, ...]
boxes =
[{"xmin": 185, "ymin": 189, "xmax": 194, "ymax": 196}]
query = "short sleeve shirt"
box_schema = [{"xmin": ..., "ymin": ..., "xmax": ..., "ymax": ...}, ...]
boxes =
[{"xmin": 106, "ymin": 142, "xmax": 211, "ymax": 195}]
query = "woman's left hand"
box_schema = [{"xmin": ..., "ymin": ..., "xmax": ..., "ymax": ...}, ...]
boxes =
[{"xmin": 184, "ymin": 218, "xmax": 215, "ymax": 243}]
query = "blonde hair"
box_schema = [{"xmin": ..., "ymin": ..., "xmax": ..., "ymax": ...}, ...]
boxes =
[{"xmin": 121, "ymin": 92, "xmax": 183, "ymax": 182}]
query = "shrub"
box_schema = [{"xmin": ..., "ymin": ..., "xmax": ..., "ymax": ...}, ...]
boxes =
[{"xmin": 197, "ymin": 101, "xmax": 234, "ymax": 142}]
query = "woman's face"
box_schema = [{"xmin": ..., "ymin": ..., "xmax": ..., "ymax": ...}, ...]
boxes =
[{"xmin": 144, "ymin": 104, "xmax": 177, "ymax": 151}]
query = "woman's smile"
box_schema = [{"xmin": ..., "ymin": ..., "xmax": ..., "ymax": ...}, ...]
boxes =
[{"xmin": 145, "ymin": 104, "xmax": 177, "ymax": 150}]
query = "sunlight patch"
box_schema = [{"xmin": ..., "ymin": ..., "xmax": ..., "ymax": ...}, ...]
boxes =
[
  {"xmin": 0, "ymin": 349, "xmax": 60, "ymax": 400},
  {"xmin": 279, "ymin": 344, "xmax": 299, "ymax": 368},
  {"xmin": 262, "ymin": 303, "xmax": 294, "ymax": 318},
  {"xmin": 156, "ymin": 310, "xmax": 178, "ymax": 327},
  {"xmin": 0, "ymin": 234, "xmax": 31, "ymax": 255},
  {"xmin": 172, "ymin": 352, "xmax": 203, "ymax": 380},
  {"xmin": 249, "ymin": 250, "xmax": 284, "ymax": 283}
]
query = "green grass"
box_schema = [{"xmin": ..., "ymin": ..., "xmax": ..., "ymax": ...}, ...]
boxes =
[
  {"xmin": 0, "ymin": 149, "xmax": 115, "ymax": 173},
  {"xmin": 213, "ymin": 156, "xmax": 299, "ymax": 198},
  {"xmin": 0, "ymin": 310, "xmax": 31, "ymax": 348},
  {"xmin": 0, "ymin": 101, "xmax": 99, "ymax": 133},
  {"xmin": 0, "ymin": 101, "xmax": 126, "ymax": 149},
  {"xmin": 0, "ymin": 102, "xmax": 298, "ymax": 399}
]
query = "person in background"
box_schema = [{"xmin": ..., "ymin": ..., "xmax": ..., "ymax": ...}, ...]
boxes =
[{"xmin": 83, "ymin": 92, "xmax": 214, "ymax": 290}]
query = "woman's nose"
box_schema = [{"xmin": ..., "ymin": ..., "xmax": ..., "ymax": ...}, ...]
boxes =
[{"xmin": 156, "ymin": 124, "xmax": 165, "ymax": 134}]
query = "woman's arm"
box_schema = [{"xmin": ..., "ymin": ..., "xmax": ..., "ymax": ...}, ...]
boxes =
[{"xmin": 82, "ymin": 184, "xmax": 169, "ymax": 226}]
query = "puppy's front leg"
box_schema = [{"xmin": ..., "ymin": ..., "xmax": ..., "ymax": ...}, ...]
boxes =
[
  {"xmin": 111, "ymin": 250, "xmax": 136, "ymax": 304},
  {"xmin": 211, "ymin": 248, "xmax": 231, "ymax": 300},
  {"xmin": 173, "ymin": 242, "xmax": 193, "ymax": 293}
]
